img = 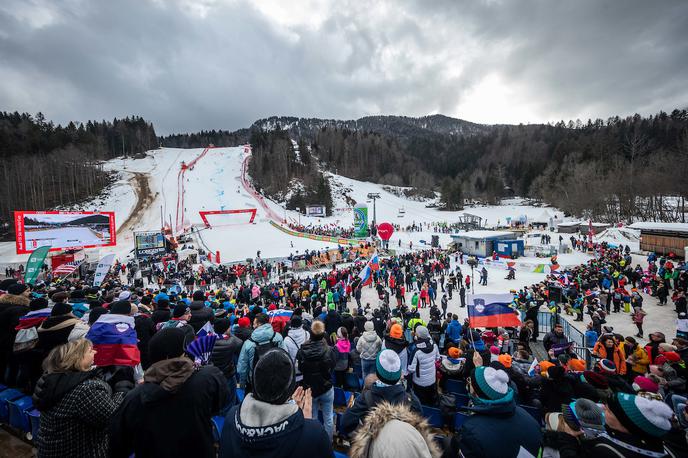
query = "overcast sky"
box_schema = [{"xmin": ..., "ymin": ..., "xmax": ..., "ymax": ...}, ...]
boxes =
[{"xmin": 0, "ymin": 0, "xmax": 686, "ymax": 134}]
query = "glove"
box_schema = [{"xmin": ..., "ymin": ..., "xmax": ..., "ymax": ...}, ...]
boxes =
[{"xmin": 106, "ymin": 366, "xmax": 135, "ymax": 390}]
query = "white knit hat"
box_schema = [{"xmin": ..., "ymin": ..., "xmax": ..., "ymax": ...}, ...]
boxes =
[
  {"xmin": 364, "ymin": 321, "xmax": 374, "ymax": 331},
  {"xmin": 376, "ymin": 349, "xmax": 402, "ymax": 385},
  {"xmin": 473, "ymin": 366, "xmax": 510, "ymax": 400}
]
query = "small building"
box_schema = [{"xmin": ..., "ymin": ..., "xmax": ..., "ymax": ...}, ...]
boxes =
[
  {"xmin": 450, "ymin": 230, "xmax": 516, "ymax": 258},
  {"xmin": 494, "ymin": 239, "xmax": 525, "ymax": 259},
  {"xmin": 580, "ymin": 222, "xmax": 611, "ymax": 235},
  {"xmin": 628, "ymin": 222, "xmax": 688, "ymax": 257},
  {"xmin": 557, "ymin": 221, "xmax": 582, "ymax": 234}
]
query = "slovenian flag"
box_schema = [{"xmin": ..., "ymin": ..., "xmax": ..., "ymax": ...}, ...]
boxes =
[
  {"xmin": 357, "ymin": 264, "xmax": 373, "ymax": 287},
  {"xmin": 369, "ymin": 253, "xmax": 380, "ymax": 271},
  {"xmin": 197, "ymin": 321, "xmax": 215, "ymax": 337},
  {"xmin": 16, "ymin": 308, "xmax": 51, "ymax": 330},
  {"xmin": 467, "ymin": 294, "xmax": 522, "ymax": 328},
  {"xmin": 86, "ymin": 314, "xmax": 140, "ymax": 367}
]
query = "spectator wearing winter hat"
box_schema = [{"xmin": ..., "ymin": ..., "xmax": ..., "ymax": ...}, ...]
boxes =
[
  {"xmin": 280, "ymin": 315, "xmax": 308, "ymax": 383},
  {"xmin": 210, "ymin": 318, "xmax": 243, "ymax": 411},
  {"xmin": 458, "ymin": 360, "xmax": 542, "ymax": 457},
  {"xmin": 349, "ymin": 401, "xmax": 441, "ymax": 458},
  {"xmin": 624, "ymin": 336, "xmax": 651, "ymax": 380},
  {"xmin": 341, "ymin": 349, "xmax": 422, "ymax": 436},
  {"xmin": 579, "ymin": 370, "xmax": 612, "ymax": 401},
  {"xmin": 357, "ymin": 320, "xmax": 382, "ymax": 378},
  {"xmin": 333, "ymin": 327, "xmax": 352, "ymax": 390},
  {"xmin": 158, "ymin": 303, "xmax": 195, "ymax": 345},
  {"xmin": 188, "ymin": 290, "xmax": 214, "ymax": 332},
  {"xmin": 438, "ymin": 346, "xmax": 467, "ymax": 390},
  {"xmin": 233, "ymin": 316, "xmax": 252, "ymax": 342},
  {"xmin": 593, "ymin": 335, "xmax": 627, "ymax": 375},
  {"xmin": 408, "ymin": 326, "xmax": 439, "ymax": 406},
  {"xmin": 556, "ymin": 392, "xmax": 674, "ymax": 457},
  {"xmin": 68, "ymin": 289, "xmax": 89, "ymax": 318},
  {"xmin": 36, "ymin": 301, "xmax": 89, "ymax": 365},
  {"xmin": 381, "ymin": 323, "xmax": 409, "ymax": 377},
  {"xmin": 294, "ymin": 320, "xmax": 335, "ymax": 439},
  {"xmin": 597, "ymin": 359, "xmax": 634, "ymax": 394},
  {"xmin": 150, "ymin": 298, "xmax": 171, "ymax": 325},
  {"xmin": 110, "ymin": 328, "xmax": 228, "ymax": 458},
  {"xmin": 541, "ymin": 365, "xmax": 575, "ymax": 413},
  {"xmin": 219, "ymin": 347, "xmax": 332, "ymax": 458},
  {"xmin": 0, "ymin": 281, "xmax": 30, "ymax": 383}
]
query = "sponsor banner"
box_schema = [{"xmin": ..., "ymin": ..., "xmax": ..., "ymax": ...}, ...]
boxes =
[
  {"xmin": 353, "ymin": 204, "xmax": 368, "ymax": 238},
  {"xmin": 93, "ymin": 253, "xmax": 116, "ymax": 287},
  {"xmin": 24, "ymin": 245, "xmax": 50, "ymax": 284},
  {"xmin": 305, "ymin": 205, "xmax": 326, "ymax": 217}
]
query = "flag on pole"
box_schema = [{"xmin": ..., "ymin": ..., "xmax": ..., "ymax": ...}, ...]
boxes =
[
  {"xmin": 86, "ymin": 314, "xmax": 140, "ymax": 367},
  {"xmin": 527, "ymin": 358, "xmax": 539, "ymax": 376},
  {"xmin": 467, "ymin": 294, "xmax": 521, "ymax": 328},
  {"xmin": 93, "ymin": 253, "xmax": 116, "ymax": 287},
  {"xmin": 24, "ymin": 245, "xmax": 50, "ymax": 285},
  {"xmin": 53, "ymin": 263, "xmax": 80, "ymax": 277}
]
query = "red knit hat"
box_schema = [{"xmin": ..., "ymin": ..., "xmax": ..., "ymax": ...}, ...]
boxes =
[
  {"xmin": 238, "ymin": 317, "xmax": 250, "ymax": 328},
  {"xmin": 662, "ymin": 351, "xmax": 681, "ymax": 363},
  {"xmin": 268, "ymin": 304, "xmax": 277, "ymax": 311}
]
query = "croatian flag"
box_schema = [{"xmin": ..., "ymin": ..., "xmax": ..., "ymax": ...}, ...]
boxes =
[
  {"xmin": 15, "ymin": 308, "xmax": 51, "ymax": 330},
  {"xmin": 197, "ymin": 321, "xmax": 215, "ymax": 338},
  {"xmin": 86, "ymin": 314, "xmax": 140, "ymax": 367},
  {"xmin": 467, "ymin": 294, "xmax": 522, "ymax": 328}
]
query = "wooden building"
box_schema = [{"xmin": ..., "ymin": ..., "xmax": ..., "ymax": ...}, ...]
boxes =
[{"xmin": 628, "ymin": 222, "xmax": 688, "ymax": 257}]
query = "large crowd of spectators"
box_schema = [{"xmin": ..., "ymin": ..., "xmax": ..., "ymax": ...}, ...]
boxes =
[{"xmin": 0, "ymin": 243, "xmax": 686, "ymax": 457}]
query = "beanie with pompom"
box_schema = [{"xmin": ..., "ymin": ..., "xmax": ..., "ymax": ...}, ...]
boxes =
[
  {"xmin": 471, "ymin": 366, "xmax": 510, "ymax": 400},
  {"xmin": 608, "ymin": 393, "xmax": 673, "ymax": 438}
]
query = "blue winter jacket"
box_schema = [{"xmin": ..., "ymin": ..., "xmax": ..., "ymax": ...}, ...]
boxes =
[
  {"xmin": 459, "ymin": 390, "xmax": 542, "ymax": 457},
  {"xmin": 445, "ymin": 320, "xmax": 462, "ymax": 343}
]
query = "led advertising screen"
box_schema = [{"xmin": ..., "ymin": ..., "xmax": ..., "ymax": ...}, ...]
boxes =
[
  {"xmin": 15, "ymin": 211, "xmax": 116, "ymax": 254},
  {"xmin": 134, "ymin": 231, "xmax": 166, "ymax": 258},
  {"xmin": 306, "ymin": 205, "xmax": 326, "ymax": 217}
]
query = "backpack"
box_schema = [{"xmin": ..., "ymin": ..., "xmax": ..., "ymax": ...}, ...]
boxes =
[{"xmin": 249, "ymin": 332, "xmax": 279, "ymax": 377}]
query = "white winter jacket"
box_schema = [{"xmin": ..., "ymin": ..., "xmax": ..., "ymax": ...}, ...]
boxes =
[
  {"xmin": 356, "ymin": 330, "xmax": 382, "ymax": 361},
  {"xmin": 408, "ymin": 338, "xmax": 439, "ymax": 387},
  {"xmin": 281, "ymin": 327, "xmax": 309, "ymax": 381}
]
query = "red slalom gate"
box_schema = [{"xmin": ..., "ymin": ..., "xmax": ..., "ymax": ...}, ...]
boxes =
[{"xmin": 199, "ymin": 209, "xmax": 257, "ymax": 227}]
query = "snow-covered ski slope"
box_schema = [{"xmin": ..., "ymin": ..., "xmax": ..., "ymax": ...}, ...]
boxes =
[{"xmin": 0, "ymin": 146, "xmax": 571, "ymax": 264}]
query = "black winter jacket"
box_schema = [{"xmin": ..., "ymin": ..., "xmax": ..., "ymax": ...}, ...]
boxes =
[
  {"xmin": 211, "ymin": 335, "xmax": 243, "ymax": 379},
  {"xmin": 296, "ymin": 338, "xmax": 336, "ymax": 397},
  {"xmin": 340, "ymin": 383, "xmax": 422, "ymax": 435},
  {"xmin": 109, "ymin": 360, "xmax": 228, "ymax": 458},
  {"xmin": 188, "ymin": 300, "xmax": 214, "ymax": 332}
]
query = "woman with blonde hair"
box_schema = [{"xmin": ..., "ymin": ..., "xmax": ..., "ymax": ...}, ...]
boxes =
[{"xmin": 33, "ymin": 338, "xmax": 134, "ymax": 458}]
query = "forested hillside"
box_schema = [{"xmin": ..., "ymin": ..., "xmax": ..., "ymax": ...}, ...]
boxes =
[{"xmin": 0, "ymin": 112, "xmax": 158, "ymax": 235}]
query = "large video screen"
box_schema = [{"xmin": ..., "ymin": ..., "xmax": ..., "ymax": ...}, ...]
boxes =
[
  {"xmin": 15, "ymin": 211, "xmax": 116, "ymax": 254},
  {"xmin": 134, "ymin": 231, "xmax": 166, "ymax": 258}
]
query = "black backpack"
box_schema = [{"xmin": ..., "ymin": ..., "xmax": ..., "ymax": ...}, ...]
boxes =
[{"xmin": 249, "ymin": 332, "xmax": 279, "ymax": 377}]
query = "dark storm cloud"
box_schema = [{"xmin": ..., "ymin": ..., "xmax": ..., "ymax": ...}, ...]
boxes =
[{"xmin": 0, "ymin": 0, "xmax": 686, "ymax": 134}]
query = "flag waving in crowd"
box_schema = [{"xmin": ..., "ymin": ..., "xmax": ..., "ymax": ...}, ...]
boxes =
[
  {"xmin": 467, "ymin": 293, "xmax": 522, "ymax": 328},
  {"xmin": 86, "ymin": 314, "xmax": 140, "ymax": 366},
  {"xmin": 357, "ymin": 252, "xmax": 380, "ymax": 287}
]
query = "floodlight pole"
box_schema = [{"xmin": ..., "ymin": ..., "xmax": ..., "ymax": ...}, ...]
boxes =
[{"xmin": 367, "ymin": 193, "xmax": 380, "ymax": 228}]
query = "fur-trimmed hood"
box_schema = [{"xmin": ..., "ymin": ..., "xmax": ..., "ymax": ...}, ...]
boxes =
[
  {"xmin": 349, "ymin": 401, "xmax": 441, "ymax": 458},
  {"xmin": 0, "ymin": 292, "xmax": 30, "ymax": 307}
]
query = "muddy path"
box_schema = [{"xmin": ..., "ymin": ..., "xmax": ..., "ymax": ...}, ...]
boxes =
[{"xmin": 117, "ymin": 172, "xmax": 157, "ymax": 236}]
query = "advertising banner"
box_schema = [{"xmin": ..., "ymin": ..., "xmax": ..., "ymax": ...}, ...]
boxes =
[
  {"xmin": 134, "ymin": 231, "xmax": 166, "ymax": 258},
  {"xmin": 305, "ymin": 205, "xmax": 326, "ymax": 217},
  {"xmin": 353, "ymin": 204, "xmax": 368, "ymax": 238},
  {"xmin": 93, "ymin": 253, "xmax": 116, "ymax": 287},
  {"xmin": 23, "ymin": 245, "xmax": 50, "ymax": 284},
  {"xmin": 15, "ymin": 211, "xmax": 116, "ymax": 254}
]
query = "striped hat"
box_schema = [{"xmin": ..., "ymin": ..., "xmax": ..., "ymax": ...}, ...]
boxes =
[
  {"xmin": 471, "ymin": 366, "xmax": 510, "ymax": 400},
  {"xmin": 376, "ymin": 349, "xmax": 402, "ymax": 385},
  {"xmin": 608, "ymin": 393, "xmax": 673, "ymax": 438}
]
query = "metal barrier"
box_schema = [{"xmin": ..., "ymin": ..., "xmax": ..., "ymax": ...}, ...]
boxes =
[{"xmin": 534, "ymin": 310, "xmax": 593, "ymax": 368}]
